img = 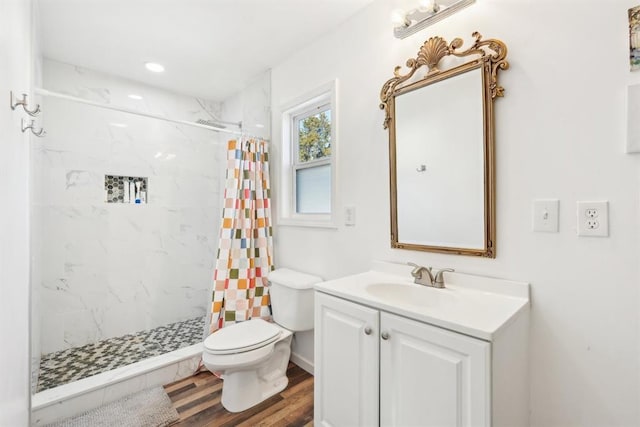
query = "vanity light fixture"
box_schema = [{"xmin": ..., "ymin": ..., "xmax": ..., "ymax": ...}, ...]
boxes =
[
  {"xmin": 391, "ymin": 0, "xmax": 475, "ymax": 39},
  {"xmin": 144, "ymin": 62, "xmax": 165, "ymax": 73}
]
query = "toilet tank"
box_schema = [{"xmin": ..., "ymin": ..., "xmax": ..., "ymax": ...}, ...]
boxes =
[{"xmin": 268, "ymin": 268, "xmax": 322, "ymax": 332}]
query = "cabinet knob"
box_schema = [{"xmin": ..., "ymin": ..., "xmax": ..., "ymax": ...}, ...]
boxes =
[
  {"xmin": 381, "ymin": 331, "xmax": 390, "ymax": 340},
  {"xmin": 364, "ymin": 326, "xmax": 372, "ymax": 335}
]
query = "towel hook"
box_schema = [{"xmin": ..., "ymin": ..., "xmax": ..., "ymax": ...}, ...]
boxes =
[
  {"xmin": 10, "ymin": 91, "xmax": 41, "ymax": 116},
  {"xmin": 416, "ymin": 164, "xmax": 426, "ymax": 172},
  {"xmin": 21, "ymin": 118, "xmax": 46, "ymax": 137}
]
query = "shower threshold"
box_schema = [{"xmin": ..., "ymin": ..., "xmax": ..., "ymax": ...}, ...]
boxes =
[{"xmin": 31, "ymin": 316, "xmax": 206, "ymax": 425}]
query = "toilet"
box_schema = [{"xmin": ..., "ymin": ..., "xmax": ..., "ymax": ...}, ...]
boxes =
[{"xmin": 202, "ymin": 268, "xmax": 322, "ymax": 413}]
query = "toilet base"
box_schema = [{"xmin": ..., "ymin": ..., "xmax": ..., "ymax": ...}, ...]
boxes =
[
  {"xmin": 221, "ymin": 371, "xmax": 289, "ymax": 413},
  {"xmin": 217, "ymin": 336, "xmax": 293, "ymax": 413}
]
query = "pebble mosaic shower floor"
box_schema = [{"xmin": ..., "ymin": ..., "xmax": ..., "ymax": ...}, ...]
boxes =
[{"xmin": 36, "ymin": 316, "xmax": 206, "ymax": 392}]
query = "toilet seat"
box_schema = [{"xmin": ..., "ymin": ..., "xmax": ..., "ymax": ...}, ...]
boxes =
[{"xmin": 204, "ymin": 319, "xmax": 281, "ymax": 355}]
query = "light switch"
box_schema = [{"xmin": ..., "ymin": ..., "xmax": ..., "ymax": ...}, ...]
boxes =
[
  {"xmin": 345, "ymin": 206, "xmax": 356, "ymax": 226},
  {"xmin": 532, "ymin": 199, "xmax": 559, "ymax": 232}
]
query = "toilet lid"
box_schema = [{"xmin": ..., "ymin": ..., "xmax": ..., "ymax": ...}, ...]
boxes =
[{"xmin": 204, "ymin": 319, "xmax": 281, "ymax": 355}]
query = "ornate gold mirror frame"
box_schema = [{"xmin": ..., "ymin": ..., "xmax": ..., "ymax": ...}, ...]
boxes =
[{"xmin": 380, "ymin": 32, "xmax": 508, "ymax": 258}]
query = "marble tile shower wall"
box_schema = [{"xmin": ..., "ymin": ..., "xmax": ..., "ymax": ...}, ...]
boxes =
[
  {"xmin": 33, "ymin": 60, "xmax": 226, "ymax": 354},
  {"xmin": 220, "ymin": 69, "xmax": 271, "ymax": 140}
]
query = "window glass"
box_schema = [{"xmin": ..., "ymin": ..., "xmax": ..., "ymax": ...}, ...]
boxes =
[
  {"xmin": 297, "ymin": 109, "xmax": 331, "ymax": 163},
  {"xmin": 295, "ymin": 164, "xmax": 331, "ymax": 214}
]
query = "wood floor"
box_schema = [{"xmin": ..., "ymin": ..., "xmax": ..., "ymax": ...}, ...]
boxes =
[{"xmin": 164, "ymin": 363, "xmax": 314, "ymax": 427}]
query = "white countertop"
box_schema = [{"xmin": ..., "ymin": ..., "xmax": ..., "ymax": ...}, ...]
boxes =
[{"xmin": 314, "ymin": 262, "xmax": 529, "ymax": 341}]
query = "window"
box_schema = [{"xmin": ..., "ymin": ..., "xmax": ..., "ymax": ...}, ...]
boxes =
[
  {"xmin": 279, "ymin": 81, "xmax": 337, "ymax": 227},
  {"xmin": 293, "ymin": 104, "xmax": 331, "ymax": 214}
]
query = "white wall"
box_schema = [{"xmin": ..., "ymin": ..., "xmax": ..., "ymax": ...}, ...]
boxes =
[
  {"xmin": 0, "ymin": 0, "xmax": 33, "ymax": 424},
  {"xmin": 271, "ymin": 0, "xmax": 640, "ymax": 425},
  {"xmin": 33, "ymin": 60, "xmax": 224, "ymax": 354}
]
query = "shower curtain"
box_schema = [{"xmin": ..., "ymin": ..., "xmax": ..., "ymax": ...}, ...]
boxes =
[{"xmin": 209, "ymin": 138, "xmax": 274, "ymax": 333}]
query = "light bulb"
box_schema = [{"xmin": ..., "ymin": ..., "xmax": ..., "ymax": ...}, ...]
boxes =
[
  {"xmin": 144, "ymin": 62, "xmax": 165, "ymax": 73},
  {"xmin": 418, "ymin": 0, "xmax": 440, "ymax": 13},
  {"xmin": 390, "ymin": 8, "xmax": 409, "ymax": 27}
]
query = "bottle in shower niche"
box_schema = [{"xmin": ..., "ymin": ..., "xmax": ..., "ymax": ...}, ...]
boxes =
[
  {"xmin": 134, "ymin": 181, "xmax": 142, "ymax": 204},
  {"xmin": 129, "ymin": 180, "xmax": 136, "ymax": 204},
  {"xmin": 123, "ymin": 177, "xmax": 130, "ymax": 203}
]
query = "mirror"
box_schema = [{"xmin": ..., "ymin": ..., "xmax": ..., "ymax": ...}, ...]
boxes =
[{"xmin": 380, "ymin": 32, "xmax": 508, "ymax": 258}]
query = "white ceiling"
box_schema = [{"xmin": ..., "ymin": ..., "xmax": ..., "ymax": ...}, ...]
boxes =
[{"xmin": 37, "ymin": 0, "xmax": 375, "ymax": 101}]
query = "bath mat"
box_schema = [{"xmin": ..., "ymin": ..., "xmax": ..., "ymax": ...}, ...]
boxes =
[{"xmin": 44, "ymin": 387, "xmax": 179, "ymax": 427}]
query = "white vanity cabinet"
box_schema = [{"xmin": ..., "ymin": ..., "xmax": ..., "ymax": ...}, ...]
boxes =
[
  {"xmin": 313, "ymin": 264, "xmax": 530, "ymax": 427},
  {"xmin": 315, "ymin": 292, "xmax": 490, "ymax": 427}
]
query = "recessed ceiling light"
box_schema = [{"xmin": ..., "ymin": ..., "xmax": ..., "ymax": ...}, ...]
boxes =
[
  {"xmin": 128, "ymin": 94, "xmax": 143, "ymax": 100},
  {"xmin": 145, "ymin": 62, "xmax": 165, "ymax": 73}
]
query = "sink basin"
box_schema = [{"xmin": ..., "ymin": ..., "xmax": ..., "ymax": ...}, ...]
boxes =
[
  {"xmin": 365, "ymin": 283, "xmax": 457, "ymax": 308},
  {"xmin": 314, "ymin": 264, "xmax": 530, "ymax": 341}
]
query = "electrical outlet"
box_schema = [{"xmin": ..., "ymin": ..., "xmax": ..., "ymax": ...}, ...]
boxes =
[{"xmin": 577, "ymin": 201, "xmax": 608, "ymax": 237}]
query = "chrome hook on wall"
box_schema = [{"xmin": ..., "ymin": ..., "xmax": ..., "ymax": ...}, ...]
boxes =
[
  {"xmin": 21, "ymin": 118, "xmax": 46, "ymax": 137},
  {"xmin": 10, "ymin": 91, "xmax": 41, "ymax": 116},
  {"xmin": 416, "ymin": 164, "xmax": 427, "ymax": 172}
]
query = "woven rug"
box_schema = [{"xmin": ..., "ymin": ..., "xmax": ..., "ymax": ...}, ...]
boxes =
[{"xmin": 45, "ymin": 387, "xmax": 179, "ymax": 427}]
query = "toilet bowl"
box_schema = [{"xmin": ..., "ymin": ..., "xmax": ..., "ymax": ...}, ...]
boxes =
[
  {"xmin": 203, "ymin": 319, "xmax": 293, "ymax": 413},
  {"xmin": 202, "ymin": 268, "xmax": 322, "ymax": 413}
]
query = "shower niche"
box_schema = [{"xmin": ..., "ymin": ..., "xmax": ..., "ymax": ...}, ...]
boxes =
[{"xmin": 104, "ymin": 174, "xmax": 148, "ymax": 204}]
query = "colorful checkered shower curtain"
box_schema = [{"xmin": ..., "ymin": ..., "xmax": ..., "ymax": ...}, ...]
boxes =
[{"xmin": 209, "ymin": 138, "xmax": 274, "ymax": 333}]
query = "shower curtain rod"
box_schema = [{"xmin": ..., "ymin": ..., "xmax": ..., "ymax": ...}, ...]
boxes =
[{"xmin": 34, "ymin": 88, "xmax": 250, "ymax": 137}]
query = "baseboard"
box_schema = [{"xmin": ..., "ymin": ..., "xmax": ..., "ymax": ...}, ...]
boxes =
[{"xmin": 290, "ymin": 352, "xmax": 314, "ymax": 375}]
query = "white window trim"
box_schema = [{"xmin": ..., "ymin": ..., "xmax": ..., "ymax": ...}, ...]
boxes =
[{"xmin": 278, "ymin": 80, "xmax": 338, "ymax": 228}]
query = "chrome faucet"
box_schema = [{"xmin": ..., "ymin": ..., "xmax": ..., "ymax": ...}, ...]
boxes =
[
  {"xmin": 408, "ymin": 263, "xmax": 455, "ymax": 288},
  {"xmin": 408, "ymin": 262, "xmax": 434, "ymax": 286}
]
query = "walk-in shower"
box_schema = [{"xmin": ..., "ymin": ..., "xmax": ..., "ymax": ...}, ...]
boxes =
[{"xmin": 29, "ymin": 59, "xmax": 245, "ymax": 422}]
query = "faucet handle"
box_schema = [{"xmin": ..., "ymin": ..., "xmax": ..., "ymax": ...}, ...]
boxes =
[
  {"xmin": 407, "ymin": 262, "xmax": 430, "ymax": 277},
  {"xmin": 433, "ymin": 268, "xmax": 454, "ymax": 285},
  {"xmin": 407, "ymin": 262, "xmax": 435, "ymax": 286}
]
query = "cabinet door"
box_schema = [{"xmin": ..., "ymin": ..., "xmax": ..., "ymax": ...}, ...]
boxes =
[
  {"xmin": 314, "ymin": 292, "xmax": 379, "ymax": 427},
  {"xmin": 380, "ymin": 312, "xmax": 490, "ymax": 427}
]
